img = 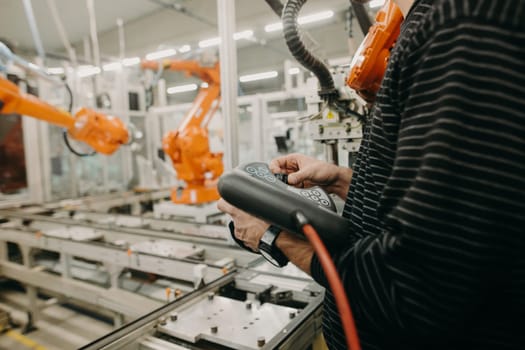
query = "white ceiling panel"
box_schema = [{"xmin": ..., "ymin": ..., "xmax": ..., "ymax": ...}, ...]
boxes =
[{"xmin": 0, "ymin": 0, "xmax": 159, "ymax": 51}]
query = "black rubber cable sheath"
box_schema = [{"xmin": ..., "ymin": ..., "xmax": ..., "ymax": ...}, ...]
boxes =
[
  {"xmin": 282, "ymin": 0, "xmax": 338, "ymax": 102},
  {"xmin": 350, "ymin": 1, "xmax": 373, "ymax": 35},
  {"xmin": 264, "ymin": 0, "xmax": 284, "ymax": 16}
]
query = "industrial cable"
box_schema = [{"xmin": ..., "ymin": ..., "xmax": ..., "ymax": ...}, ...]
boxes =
[
  {"xmin": 124, "ymin": 122, "xmax": 136, "ymax": 146},
  {"xmin": 282, "ymin": 0, "xmax": 338, "ymax": 102},
  {"xmin": 264, "ymin": 0, "xmax": 284, "ymax": 16},
  {"xmin": 145, "ymin": 85, "xmax": 154, "ymax": 110},
  {"xmin": 96, "ymin": 92, "xmax": 112, "ymax": 109},
  {"xmin": 62, "ymin": 130, "xmax": 96, "ymax": 157},
  {"xmin": 350, "ymin": 1, "xmax": 373, "ymax": 35},
  {"xmin": 64, "ymin": 80, "xmax": 73, "ymax": 113},
  {"xmin": 261, "ymin": 0, "xmax": 337, "ymax": 62},
  {"xmin": 293, "ymin": 211, "xmax": 361, "ymax": 350},
  {"xmin": 143, "ymin": 62, "xmax": 165, "ymax": 111},
  {"xmin": 61, "ymin": 81, "xmax": 96, "ymax": 157}
]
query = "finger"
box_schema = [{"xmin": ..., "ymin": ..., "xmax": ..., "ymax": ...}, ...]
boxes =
[
  {"xmin": 287, "ymin": 169, "xmax": 308, "ymax": 187},
  {"xmin": 269, "ymin": 156, "xmax": 287, "ymax": 173},
  {"xmin": 217, "ymin": 198, "xmax": 237, "ymax": 215},
  {"xmin": 269, "ymin": 155, "xmax": 297, "ymax": 173},
  {"xmin": 234, "ymin": 228, "xmax": 244, "ymax": 241}
]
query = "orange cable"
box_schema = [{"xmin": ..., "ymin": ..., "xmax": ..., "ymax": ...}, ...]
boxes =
[{"xmin": 302, "ymin": 223, "xmax": 361, "ymax": 350}]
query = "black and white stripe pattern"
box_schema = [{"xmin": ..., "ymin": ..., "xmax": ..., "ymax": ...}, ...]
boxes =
[{"xmin": 310, "ymin": 0, "xmax": 525, "ymax": 349}]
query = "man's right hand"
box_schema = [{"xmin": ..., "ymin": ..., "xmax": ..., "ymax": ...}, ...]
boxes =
[{"xmin": 269, "ymin": 153, "xmax": 352, "ymax": 199}]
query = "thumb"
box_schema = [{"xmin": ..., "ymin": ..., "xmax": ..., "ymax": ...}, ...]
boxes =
[{"xmin": 287, "ymin": 169, "xmax": 308, "ymax": 186}]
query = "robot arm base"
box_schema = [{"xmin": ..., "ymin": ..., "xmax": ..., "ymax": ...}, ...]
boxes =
[{"xmin": 170, "ymin": 183, "xmax": 221, "ymax": 204}]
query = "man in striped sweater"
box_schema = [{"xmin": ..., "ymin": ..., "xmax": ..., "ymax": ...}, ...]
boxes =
[{"xmin": 218, "ymin": 0, "xmax": 525, "ymax": 348}]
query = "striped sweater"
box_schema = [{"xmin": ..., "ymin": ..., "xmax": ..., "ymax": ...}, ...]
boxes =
[{"xmin": 310, "ymin": 0, "xmax": 525, "ymax": 349}]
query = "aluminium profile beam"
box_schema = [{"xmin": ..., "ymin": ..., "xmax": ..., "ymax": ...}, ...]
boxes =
[
  {"xmin": 0, "ymin": 260, "xmax": 161, "ymax": 319},
  {"xmin": 0, "ymin": 228, "xmax": 225, "ymax": 283}
]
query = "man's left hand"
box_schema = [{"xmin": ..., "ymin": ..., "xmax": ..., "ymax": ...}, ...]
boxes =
[{"xmin": 217, "ymin": 199, "xmax": 269, "ymax": 251}]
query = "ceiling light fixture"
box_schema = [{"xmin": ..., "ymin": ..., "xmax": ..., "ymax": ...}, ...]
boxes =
[
  {"xmin": 199, "ymin": 30, "xmax": 255, "ymax": 48},
  {"xmin": 369, "ymin": 0, "xmax": 385, "ymax": 8},
  {"xmin": 122, "ymin": 57, "xmax": 140, "ymax": 66},
  {"xmin": 167, "ymin": 83, "xmax": 198, "ymax": 94},
  {"xmin": 233, "ymin": 30, "xmax": 254, "ymax": 40},
  {"xmin": 46, "ymin": 67, "xmax": 65, "ymax": 75},
  {"xmin": 145, "ymin": 48, "xmax": 176, "ymax": 60},
  {"xmin": 178, "ymin": 45, "xmax": 191, "ymax": 53},
  {"xmin": 198, "ymin": 37, "xmax": 221, "ymax": 48},
  {"xmin": 77, "ymin": 65, "xmax": 101, "ymax": 78},
  {"xmin": 102, "ymin": 62, "xmax": 122, "ymax": 71},
  {"xmin": 239, "ymin": 70, "xmax": 278, "ymax": 82},
  {"xmin": 264, "ymin": 10, "xmax": 334, "ymax": 32},
  {"xmin": 299, "ymin": 10, "xmax": 335, "ymax": 24},
  {"xmin": 288, "ymin": 67, "xmax": 300, "ymax": 75},
  {"xmin": 264, "ymin": 22, "xmax": 282, "ymax": 33}
]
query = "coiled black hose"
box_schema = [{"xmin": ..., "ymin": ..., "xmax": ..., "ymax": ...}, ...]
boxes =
[{"xmin": 282, "ymin": 0, "xmax": 338, "ymax": 102}]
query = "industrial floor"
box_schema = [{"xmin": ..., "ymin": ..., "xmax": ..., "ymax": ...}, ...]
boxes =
[{"xmin": 0, "ymin": 288, "xmax": 113, "ymax": 350}]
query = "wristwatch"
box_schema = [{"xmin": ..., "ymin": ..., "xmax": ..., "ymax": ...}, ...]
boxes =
[{"xmin": 258, "ymin": 225, "xmax": 289, "ymax": 267}]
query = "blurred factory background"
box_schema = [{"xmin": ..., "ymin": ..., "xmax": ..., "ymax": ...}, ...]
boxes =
[{"xmin": 0, "ymin": 0, "xmax": 382, "ymax": 349}]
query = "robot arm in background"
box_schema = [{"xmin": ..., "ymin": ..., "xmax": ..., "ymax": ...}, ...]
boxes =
[
  {"xmin": 142, "ymin": 59, "xmax": 223, "ymax": 204},
  {"xmin": 0, "ymin": 76, "xmax": 129, "ymax": 155},
  {"xmin": 347, "ymin": 0, "xmax": 403, "ymax": 102}
]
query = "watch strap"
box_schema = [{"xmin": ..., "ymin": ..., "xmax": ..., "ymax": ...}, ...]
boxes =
[{"xmin": 259, "ymin": 225, "xmax": 289, "ymax": 267}]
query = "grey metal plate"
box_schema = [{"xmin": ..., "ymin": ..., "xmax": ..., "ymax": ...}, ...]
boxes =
[
  {"xmin": 43, "ymin": 226, "xmax": 104, "ymax": 241},
  {"xmin": 130, "ymin": 239, "xmax": 204, "ymax": 259},
  {"xmin": 158, "ymin": 295, "xmax": 298, "ymax": 349}
]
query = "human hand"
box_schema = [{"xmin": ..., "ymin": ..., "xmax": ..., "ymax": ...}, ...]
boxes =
[
  {"xmin": 269, "ymin": 153, "xmax": 352, "ymax": 199},
  {"xmin": 217, "ymin": 198, "xmax": 269, "ymax": 251}
]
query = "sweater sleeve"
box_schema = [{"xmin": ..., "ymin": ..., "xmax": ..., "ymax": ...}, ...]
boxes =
[{"xmin": 310, "ymin": 16, "xmax": 525, "ymax": 339}]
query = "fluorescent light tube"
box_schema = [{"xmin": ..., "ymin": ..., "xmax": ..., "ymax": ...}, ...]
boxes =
[
  {"xmin": 167, "ymin": 83, "xmax": 198, "ymax": 94},
  {"xmin": 288, "ymin": 67, "xmax": 300, "ymax": 75},
  {"xmin": 264, "ymin": 22, "xmax": 282, "ymax": 32},
  {"xmin": 122, "ymin": 57, "xmax": 140, "ymax": 66},
  {"xmin": 199, "ymin": 30, "xmax": 255, "ymax": 48},
  {"xmin": 77, "ymin": 65, "xmax": 101, "ymax": 78},
  {"xmin": 145, "ymin": 48, "xmax": 176, "ymax": 60},
  {"xmin": 239, "ymin": 70, "xmax": 278, "ymax": 82},
  {"xmin": 299, "ymin": 10, "xmax": 334, "ymax": 24},
  {"xmin": 102, "ymin": 62, "xmax": 122, "ymax": 71},
  {"xmin": 46, "ymin": 67, "xmax": 65, "ymax": 75},
  {"xmin": 178, "ymin": 45, "xmax": 191, "ymax": 53},
  {"xmin": 369, "ymin": 0, "xmax": 385, "ymax": 8},
  {"xmin": 265, "ymin": 10, "xmax": 334, "ymax": 32},
  {"xmin": 233, "ymin": 30, "xmax": 254, "ymax": 40},
  {"xmin": 198, "ymin": 37, "xmax": 220, "ymax": 48}
]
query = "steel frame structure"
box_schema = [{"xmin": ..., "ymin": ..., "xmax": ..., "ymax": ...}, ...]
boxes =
[{"xmin": 0, "ymin": 206, "xmax": 325, "ymax": 348}]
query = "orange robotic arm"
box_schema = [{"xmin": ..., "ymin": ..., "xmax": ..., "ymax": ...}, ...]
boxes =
[
  {"xmin": 142, "ymin": 59, "xmax": 223, "ymax": 204},
  {"xmin": 0, "ymin": 76, "xmax": 129, "ymax": 155},
  {"xmin": 347, "ymin": 0, "xmax": 403, "ymax": 103}
]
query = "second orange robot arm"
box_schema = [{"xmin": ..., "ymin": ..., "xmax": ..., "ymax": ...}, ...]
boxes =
[
  {"xmin": 0, "ymin": 77, "xmax": 129, "ymax": 155},
  {"xmin": 142, "ymin": 59, "xmax": 223, "ymax": 203}
]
